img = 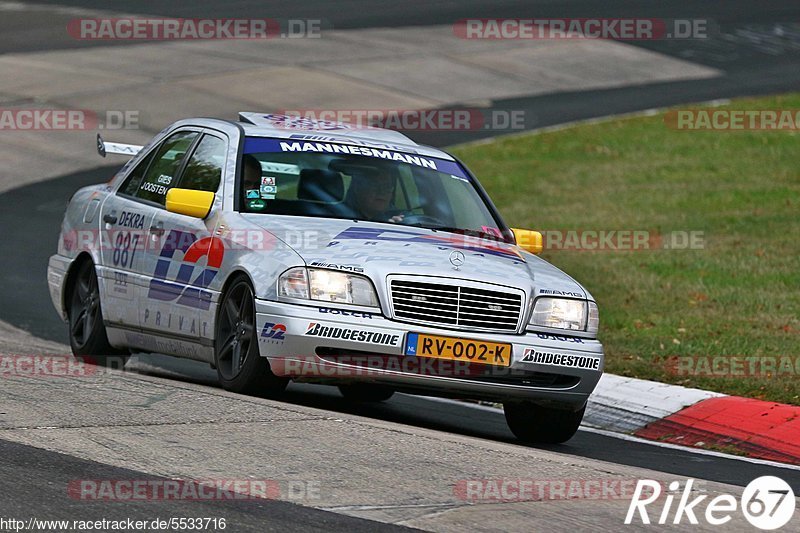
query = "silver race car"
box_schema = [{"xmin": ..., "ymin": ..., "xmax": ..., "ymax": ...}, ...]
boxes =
[{"xmin": 48, "ymin": 113, "xmax": 603, "ymax": 443}]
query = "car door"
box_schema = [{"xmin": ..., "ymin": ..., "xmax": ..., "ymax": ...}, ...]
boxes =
[
  {"xmin": 139, "ymin": 131, "xmax": 228, "ymax": 343},
  {"xmin": 95, "ymin": 137, "xmax": 163, "ymax": 327},
  {"xmin": 102, "ymin": 130, "xmax": 202, "ymax": 329}
]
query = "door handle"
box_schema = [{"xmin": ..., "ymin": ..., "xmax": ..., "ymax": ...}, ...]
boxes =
[
  {"xmin": 103, "ymin": 213, "xmax": 117, "ymax": 224},
  {"xmin": 150, "ymin": 223, "xmax": 165, "ymax": 235}
]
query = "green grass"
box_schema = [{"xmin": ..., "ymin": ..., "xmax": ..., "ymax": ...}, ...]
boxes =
[{"xmin": 451, "ymin": 94, "xmax": 800, "ymax": 404}]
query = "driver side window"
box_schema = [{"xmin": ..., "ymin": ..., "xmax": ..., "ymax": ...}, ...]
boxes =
[
  {"xmin": 121, "ymin": 131, "xmax": 199, "ymax": 205},
  {"xmin": 177, "ymin": 134, "xmax": 227, "ymax": 194}
]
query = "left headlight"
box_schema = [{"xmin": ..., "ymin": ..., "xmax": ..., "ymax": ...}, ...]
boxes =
[
  {"xmin": 530, "ymin": 297, "xmax": 599, "ymax": 336},
  {"xmin": 278, "ymin": 267, "xmax": 380, "ymax": 308}
]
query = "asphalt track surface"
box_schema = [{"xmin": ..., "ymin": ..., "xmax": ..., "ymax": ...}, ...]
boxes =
[
  {"xmin": 0, "ymin": 438, "xmax": 414, "ymax": 532},
  {"xmin": 1, "ymin": 0, "xmax": 800, "ymax": 528}
]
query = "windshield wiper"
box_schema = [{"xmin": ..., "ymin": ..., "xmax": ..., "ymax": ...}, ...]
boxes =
[{"xmin": 404, "ymin": 224, "xmax": 506, "ymax": 243}]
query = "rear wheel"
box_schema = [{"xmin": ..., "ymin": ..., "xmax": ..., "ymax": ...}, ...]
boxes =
[
  {"xmin": 67, "ymin": 260, "xmax": 127, "ymax": 367},
  {"xmin": 338, "ymin": 384, "xmax": 394, "ymax": 402},
  {"xmin": 214, "ymin": 277, "xmax": 288, "ymax": 396},
  {"xmin": 503, "ymin": 402, "xmax": 585, "ymax": 444}
]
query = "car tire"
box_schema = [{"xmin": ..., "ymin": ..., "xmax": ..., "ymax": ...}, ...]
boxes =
[
  {"xmin": 214, "ymin": 276, "xmax": 288, "ymax": 397},
  {"xmin": 67, "ymin": 259, "xmax": 128, "ymax": 368},
  {"xmin": 503, "ymin": 402, "xmax": 585, "ymax": 444},
  {"xmin": 338, "ymin": 384, "xmax": 395, "ymax": 402}
]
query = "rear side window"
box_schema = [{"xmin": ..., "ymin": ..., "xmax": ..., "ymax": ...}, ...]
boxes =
[
  {"xmin": 118, "ymin": 150, "xmax": 156, "ymax": 197},
  {"xmin": 135, "ymin": 131, "xmax": 199, "ymax": 205},
  {"xmin": 177, "ymin": 134, "xmax": 227, "ymax": 193}
]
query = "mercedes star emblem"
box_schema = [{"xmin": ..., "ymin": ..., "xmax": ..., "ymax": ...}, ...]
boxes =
[{"xmin": 449, "ymin": 250, "xmax": 465, "ymax": 269}]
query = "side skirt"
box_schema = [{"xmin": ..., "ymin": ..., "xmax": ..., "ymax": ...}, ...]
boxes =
[{"xmin": 105, "ymin": 324, "xmax": 215, "ymax": 363}]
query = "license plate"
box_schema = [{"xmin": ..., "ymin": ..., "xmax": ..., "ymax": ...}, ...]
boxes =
[{"xmin": 404, "ymin": 333, "xmax": 511, "ymax": 367}]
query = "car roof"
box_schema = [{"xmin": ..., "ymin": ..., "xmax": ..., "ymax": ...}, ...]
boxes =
[{"xmin": 233, "ymin": 112, "xmax": 455, "ymax": 161}]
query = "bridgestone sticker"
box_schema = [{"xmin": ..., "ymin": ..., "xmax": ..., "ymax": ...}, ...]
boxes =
[
  {"xmin": 522, "ymin": 349, "xmax": 600, "ymax": 370},
  {"xmin": 304, "ymin": 323, "xmax": 401, "ymax": 347}
]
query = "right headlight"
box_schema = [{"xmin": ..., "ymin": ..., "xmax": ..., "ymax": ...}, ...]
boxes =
[
  {"xmin": 530, "ymin": 298, "xmax": 599, "ymax": 336},
  {"xmin": 278, "ymin": 267, "xmax": 380, "ymax": 308}
]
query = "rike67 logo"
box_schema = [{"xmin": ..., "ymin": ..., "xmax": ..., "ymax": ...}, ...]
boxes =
[
  {"xmin": 148, "ymin": 230, "xmax": 225, "ymax": 310},
  {"xmin": 626, "ymin": 476, "xmax": 796, "ymax": 530}
]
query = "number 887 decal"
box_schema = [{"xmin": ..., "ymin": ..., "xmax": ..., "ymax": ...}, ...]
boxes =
[{"xmin": 111, "ymin": 231, "xmax": 142, "ymax": 268}]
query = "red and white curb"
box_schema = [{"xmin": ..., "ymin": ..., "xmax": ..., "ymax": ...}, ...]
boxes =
[{"xmin": 584, "ymin": 374, "xmax": 800, "ymax": 465}]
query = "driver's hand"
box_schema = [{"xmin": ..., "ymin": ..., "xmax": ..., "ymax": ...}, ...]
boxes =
[{"xmin": 388, "ymin": 213, "xmax": 405, "ymax": 223}]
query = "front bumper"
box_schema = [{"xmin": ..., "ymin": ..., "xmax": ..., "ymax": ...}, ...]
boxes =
[{"xmin": 255, "ymin": 300, "xmax": 604, "ymax": 406}]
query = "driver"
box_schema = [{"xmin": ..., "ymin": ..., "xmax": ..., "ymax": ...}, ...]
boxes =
[
  {"xmin": 241, "ymin": 154, "xmax": 266, "ymax": 212},
  {"xmin": 346, "ymin": 167, "xmax": 404, "ymax": 223},
  {"xmin": 242, "ymin": 154, "xmax": 262, "ymax": 197}
]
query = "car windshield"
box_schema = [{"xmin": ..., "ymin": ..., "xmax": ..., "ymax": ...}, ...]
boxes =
[{"xmin": 239, "ymin": 137, "xmax": 507, "ymax": 241}]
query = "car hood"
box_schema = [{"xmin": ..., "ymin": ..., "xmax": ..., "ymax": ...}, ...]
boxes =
[{"xmin": 244, "ymin": 216, "xmax": 591, "ymax": 300}]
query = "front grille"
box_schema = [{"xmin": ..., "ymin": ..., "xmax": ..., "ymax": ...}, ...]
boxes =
[{"xmin": 389, "ymin": 278, "xmax": 523, "ymax": 332}]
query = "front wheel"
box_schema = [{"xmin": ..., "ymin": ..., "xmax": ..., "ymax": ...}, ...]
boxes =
[
  {"xmin": 503, "ymin": 402, "xmax": 585, "ymax": 444},
  {"xmin": 338, "ymin": 384, "xmax": 394, "ymax": 402},
  {"xmin": 68, "ymin": 260, "xmax": 127, "ymax": 367},
  {"xmin": 214, "ymin": 277, "xmax": 288, "ymax": 397}
]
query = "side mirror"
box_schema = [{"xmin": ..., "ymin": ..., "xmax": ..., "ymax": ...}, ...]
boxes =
[
  {"xmin": 511, "ymin": 228, "xmax": 543, "ymax": 255},
  {"xmin": 166, "ymin": 188, "xmax": 215, "ymax": 219}
]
